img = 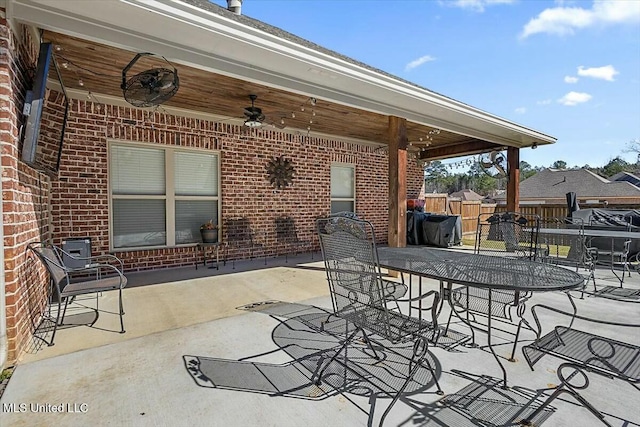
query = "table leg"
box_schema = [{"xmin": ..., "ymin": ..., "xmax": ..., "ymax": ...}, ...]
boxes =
[{"xmin": 486, "ymin": 289, "xmax": 509, "ymax": 389}]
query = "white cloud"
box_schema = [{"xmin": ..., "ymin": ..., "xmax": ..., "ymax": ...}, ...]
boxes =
[
  {"xmin": 439, "ymin": 0, "xmax": 515, "ymax": 13},
  {"xmin": 405, "ymin": 55, "xmax": 436, "ymax": 71},
  {"xmin": 577, "ymin": 65, "xmax": 619, "ymax": 81},
  {"xmin": 537, "ymin": 99, "xmax": 553, "ymax": 105},
  {"xmin": 514, "ymin": 107, "xmax": 527, "ymax": 114},
  {"xmin": 520, "ymin": 0, "xmax": 640, "ymax": 38},
  {"xmin": 558, "ymin": 91, "xmax": 592, "ymax": 106},
  {"xmin": 564, "ymin": 75, "xmax": 579, "ymax": 83}
]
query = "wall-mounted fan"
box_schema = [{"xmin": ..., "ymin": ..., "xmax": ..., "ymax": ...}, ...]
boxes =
[
  {"xmin": 121, "ymin": 53, "xmax": 179, "ymax": 107},
  {"xmin": 478, "ymin": 150, "xmax": 508, "ymax": 178}
]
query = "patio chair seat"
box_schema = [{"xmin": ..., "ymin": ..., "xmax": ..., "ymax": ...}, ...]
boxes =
[
  {"xmin": 62, "ymin": 275, "xmax": 124, "ymax": 296},
  {"xmin": 449, "ymin": 287, "xmax": 524, "ymax": 320},
  {"xmin": 520, "ymin": 303, "xmax": 640, "ymax": 426}
]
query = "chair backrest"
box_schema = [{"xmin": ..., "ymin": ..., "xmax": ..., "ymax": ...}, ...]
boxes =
[
  {"xmin": 538, "ymin": 217, "xmax": 592, "ymax": 266},
  {"xmin": 224, "ymin": 218, "xmax": 255, "ymax": 245},
  {"xmin": 475, "ymin": 212, "xmax": 540, "ymax": 259},
  {"xmin": 316, "ymin": 216, "xmax": 392, "ymax": 335},
  {"xmin": 275, "ymin": 217, "xmax": 299, "ymax": 244},
  {"xmin": 27, "ymin": 242, "xmax": 69, "ymax": 290}
]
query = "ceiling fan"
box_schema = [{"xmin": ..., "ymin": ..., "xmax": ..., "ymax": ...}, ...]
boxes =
[
  {"xmin": 239, "ymin": 94, "xmax": 287, "ymax": 131},
  {"xmin": 243, "ymin": 94, "xmax": 265, "ymax": 128},
  {"xmin": 478, "ymin": 150, "xmax": 508, "ymax": 178}
]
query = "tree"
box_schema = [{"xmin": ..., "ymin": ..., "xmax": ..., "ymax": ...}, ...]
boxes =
[
  {"xmin": 624, "ymin": 138, "xmax": 640, "ymax": 156},
  {"xmin": 519, "ymin": 161, "xmax": 536, "ymax": 181},
  {"xmin": 551, "ymin": 160, "xmax": 567, "ymax": 169},
  {"xmin": 423, "ymin": 160, "xmax": 449, "ymax": 193},
  {"xmin": 599, "ymin": 156, "xmax": 631, "ymax": 178}
]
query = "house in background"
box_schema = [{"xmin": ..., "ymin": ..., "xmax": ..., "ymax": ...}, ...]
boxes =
[
  {"xmin": 494, "ymin": 168, "xmax": 640, "ymax": 207},
  {"xmin": 449, "ymin": 189, "xmax": 485, "ymax": 202},
  {"xmin": 0, "ymin": 0, "xmax": 556, "ymax": 368},
  {"xmin": 610, "ymin": 171, "xmax": 640, "ymax": 187}
]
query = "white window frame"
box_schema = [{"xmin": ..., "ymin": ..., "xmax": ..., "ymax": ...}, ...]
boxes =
[
  {"xmin": 330, "ymin": 162, "xmax": 356, "ymax": 214},
  {"xmin": 108, "ymin": 140, "xmax": 221, "ymax": 251}
]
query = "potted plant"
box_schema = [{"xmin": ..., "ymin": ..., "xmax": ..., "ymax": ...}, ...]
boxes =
[{"xmin": 200, "ymin": 220, "xmax": 219, "ymax": 243}]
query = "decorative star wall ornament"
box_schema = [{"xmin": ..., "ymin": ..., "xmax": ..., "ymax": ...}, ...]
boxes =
[{"xmin": 266, "ymin": 155, "xmax": 295, "ymax": 190}]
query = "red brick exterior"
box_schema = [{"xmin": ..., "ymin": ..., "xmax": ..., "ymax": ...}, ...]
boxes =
[
  {"xmin": 51, "ymin": 104, "xmax": 423, "ymax": 271},
  {"xmin": 1, "ymin": 18, "xmax": 423, "ymax": 364},
  {"xmin": 1, "ymin": 18, "xmax": 52, "ymax": 365}
]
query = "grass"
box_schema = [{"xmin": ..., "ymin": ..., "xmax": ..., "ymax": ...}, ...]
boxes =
[{"xmin": 462, "ymin": 238, "xmax": 572, "ymax": 258}]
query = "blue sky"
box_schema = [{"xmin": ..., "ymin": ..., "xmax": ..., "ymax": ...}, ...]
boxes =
[{"xmin": 212, "ymin": 0, "xmax": 640, "ymax": 169}]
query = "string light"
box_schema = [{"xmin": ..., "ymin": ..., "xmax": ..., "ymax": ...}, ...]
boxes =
[{"xmin": 78, "ymin": 78, "xmax": 84, "ymax": 86}]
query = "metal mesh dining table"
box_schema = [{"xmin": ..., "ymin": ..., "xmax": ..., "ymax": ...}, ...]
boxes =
[{"xmin": 376, "ymin": 246, "xmax": 585, "ymax": 388}]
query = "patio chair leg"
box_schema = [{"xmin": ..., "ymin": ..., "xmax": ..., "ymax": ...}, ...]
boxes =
[
  {"xmin": 314, "ymin": 327, "xmax": 362, "ymax": 386},
  {"xmin": 379, "ymin": 337, "xmax": 443, "ymax": 427},
  {"xmin": 521, "ymin": 363, "xmax": 611, "ymax": 426},
  {"xmin": 119, "ymin": 288, "xmax": 125, "ymax": 333},
  {"xmin": 60, "ymin": 296, "xmax": 71, "ymax": 326},
  {"xmin": 48, "ymin": 297, "xmax": 64, "ymax": 346}
]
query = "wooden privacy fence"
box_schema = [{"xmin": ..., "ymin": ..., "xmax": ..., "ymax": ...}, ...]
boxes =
[
  {"xmin": 421, "ymin": 197, "xmax": 640, "ymax": 242},
  {"xmin": 422, "ymin": 194, "xmax": 496, "ymax": 239}
]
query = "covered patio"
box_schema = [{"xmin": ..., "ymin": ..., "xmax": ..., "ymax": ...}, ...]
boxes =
[
  {"xmin": 2, "ymin": 250, "xmax": 639, "ymax": 426},
  {"xmin": 2, "ymin": 0, "xmax": 555, "ymax": 382}
]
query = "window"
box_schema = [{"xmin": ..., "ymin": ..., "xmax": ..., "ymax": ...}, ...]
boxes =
[
  {"xmin": 109, "ymin": 142, "xmax": 219, "ymax": 249},
  {"xmin": 330, "ymin": 163, "xmax": 355, "ymax": 214}
]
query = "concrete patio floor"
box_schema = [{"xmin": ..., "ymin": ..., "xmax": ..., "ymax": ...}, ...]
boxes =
[{"xmin": 1, "ymin": 249, "xmax": 639, "ymax": 427}]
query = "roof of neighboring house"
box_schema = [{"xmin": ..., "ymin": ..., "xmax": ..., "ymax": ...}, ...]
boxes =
[
  {"xmin": 449, "ymin": 189, "xmax": 484, "ymax": 201},
  {"xmin": 610, "ymin": 171, "xmax": 640, "ymax": 187},
  {"xmin": 494, "ymin": 168, "xmax": 640, "ymax": 200}
]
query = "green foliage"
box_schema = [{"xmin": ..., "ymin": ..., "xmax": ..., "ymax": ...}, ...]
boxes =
[{"xmin": 0, "ymin": 368, "xmax": 12, "ymax": 382}]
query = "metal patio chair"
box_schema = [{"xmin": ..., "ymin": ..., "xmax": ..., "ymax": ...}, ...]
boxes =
[
  {"xmin": 537, "ymin": 216, "xmax": 596, "ymax": 294},
  {"xmin": 26, "ymin": 242, "xmax": 127, "ymax": 346},
  {"xmin": 585, "ymin": 221, "xmax": 633, "ymax": 286},
  {"xmin": 445, "ymin": 212, "xmax": 540, "ymax": 361},
  {"xmin": 223, "ymin": 217, "xmax": 267, "ymax": 269},
  {"xmin": 274, "ymin": 216, "xmax": 311, "ymax": 262},
  {"xmin": 520, "ymin": 301, "xmax": 640, "ymax": 426},
  {"xmin": 316, "ymin": 216, "xmax": 443, "ymax": 426}
]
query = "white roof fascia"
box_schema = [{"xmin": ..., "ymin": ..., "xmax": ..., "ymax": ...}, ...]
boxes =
[{"xmin": 7, "ymin": 0, "xmax": 555, "ymax": 147}]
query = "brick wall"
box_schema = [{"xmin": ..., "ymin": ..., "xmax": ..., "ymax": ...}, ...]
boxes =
[
  {"xmin": 51, "ymin": 101, "xmax": 425, "ymax": 271},
  {"xmin": 1, "ymin": 17, "xmax": 52, "ymax": 365}
]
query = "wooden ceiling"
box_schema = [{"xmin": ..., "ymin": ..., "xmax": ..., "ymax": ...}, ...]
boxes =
[{"xmin": 43, "ymin": 31, "xmax": 502, "ymax": 159}]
